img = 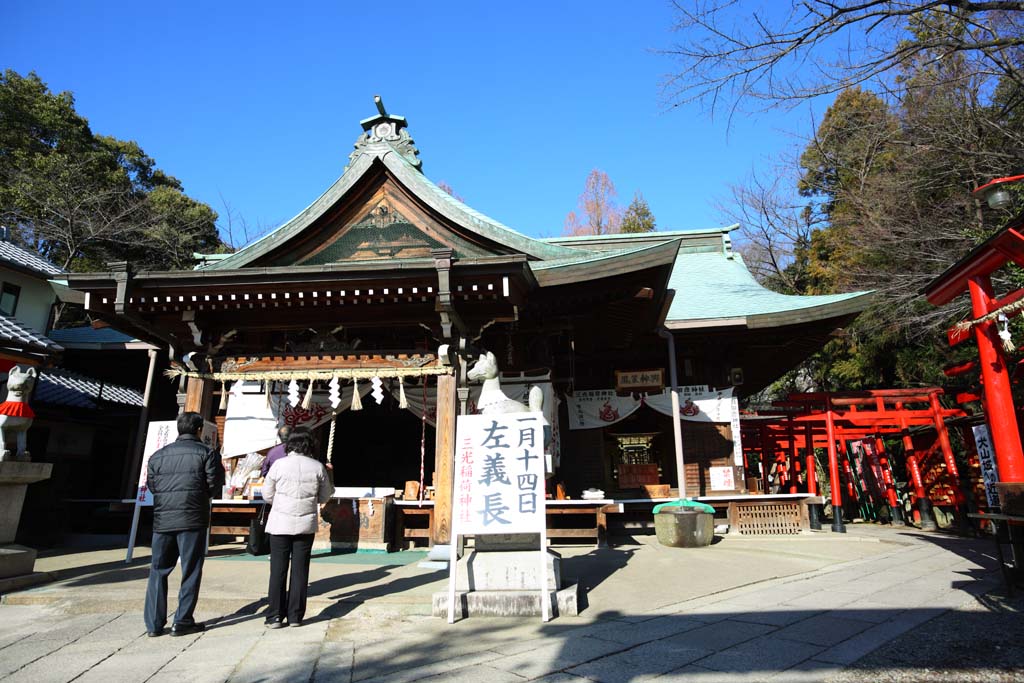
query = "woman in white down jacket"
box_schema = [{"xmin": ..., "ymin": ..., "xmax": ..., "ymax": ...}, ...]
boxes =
[{"xmin": 261, "ymin": 429, "xmax": 333, "ymax": 628}]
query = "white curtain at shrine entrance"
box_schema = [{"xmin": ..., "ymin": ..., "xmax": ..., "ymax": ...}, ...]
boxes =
[
  {"xmin": 222, "ymin": 374, "xmax": 560, "ymax": 462},
  {"xmin": 565, "ymin": 386, "xmax": 734, "ymax": 430},
  {"xmin": 221, "ymin": 381, "xmax": 372, "ymax": 458}
]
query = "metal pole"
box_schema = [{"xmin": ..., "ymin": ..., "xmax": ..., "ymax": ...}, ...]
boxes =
[
  {"xmin": 659, "ymin": 329, "xmax": 686, "ymax": 499},
  {"xmin": 968, "ymin": 275, "xmax": 1024, "ymax": 482}
]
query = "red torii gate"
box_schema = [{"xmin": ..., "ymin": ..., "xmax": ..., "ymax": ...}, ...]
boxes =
[
  {"xmin": 923, "ymin": 218, "xmax": 1024, "ymax": 487},
  {"xmin": 741, "ymin": 389, "xmax": 967, "ymax": 532}
]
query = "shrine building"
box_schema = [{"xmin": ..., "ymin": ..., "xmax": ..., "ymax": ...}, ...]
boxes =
[{"xmin": 65, "ymin": 101, "xmax": 871, "ymax": 547}]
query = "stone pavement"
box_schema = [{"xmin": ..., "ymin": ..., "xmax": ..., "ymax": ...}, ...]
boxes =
[{"xmin": 0, "ymin": 527, "xmax": 1009, "ymax": 682}]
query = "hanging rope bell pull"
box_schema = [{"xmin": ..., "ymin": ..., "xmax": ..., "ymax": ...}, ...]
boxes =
[
  {"xmin": 327, "ymin": 410, "xmax": 337, "ymax": 461},
  {"xmin": 351, "ymin": 378, "xmax": 363, "ymax": 411},
  {"xmin": 301, "ymin": 375, "xmax": 315, "ymax": 410}
]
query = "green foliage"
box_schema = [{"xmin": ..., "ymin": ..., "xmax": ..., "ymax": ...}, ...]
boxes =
[
  {"xmin": 0, "ymin": 70, "xmax": 225, "ymax": 272},
  {"xmin": 752, "ymin": 23, "xmax": 1024, "ymax": 395},
  {"xmin": 620, "ymin": 192, "xmax": 656, "ymax": 233}
]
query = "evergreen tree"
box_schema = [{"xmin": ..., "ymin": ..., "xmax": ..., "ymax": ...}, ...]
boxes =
[
  {"xmin": 620, "ymin": 192, "xmax": 656, "ymax": 233},
  {"xmin": 0, "ymin": 70, "xmax": 227, "ymax": 272}
]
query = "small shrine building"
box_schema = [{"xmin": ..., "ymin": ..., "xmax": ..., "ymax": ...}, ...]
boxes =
[{"xmin": 65, "ymin": 102, "xmax": 871, "ymax": 545}]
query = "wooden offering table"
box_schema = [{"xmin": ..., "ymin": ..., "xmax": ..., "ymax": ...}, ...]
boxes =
[
  {"xmin": 316, "ymin": 487, "xmax": 395, "ymax": 552},
  {"xmin": 209, "ymin": 499, "xmax": 265, "ymax": 539},
  {"xmin": 394, "ymin": 500, "xmax": 435, "ymax": 549},
  {"xmin": 545, "ymin": 500, "xmax": 623, "ymax": 548}
]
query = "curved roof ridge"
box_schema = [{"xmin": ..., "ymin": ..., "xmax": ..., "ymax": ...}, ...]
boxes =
[
  {"xmin": 381, "ymin": 150, "xmax": 590, "ymax": 262},
  {"xmin": 204, "ymin": 142, "xmax": 591, "ymax": 270}
]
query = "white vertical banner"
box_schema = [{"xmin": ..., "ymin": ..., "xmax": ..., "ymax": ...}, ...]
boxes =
[
  {"xmin": 973, "ymin": 424, "xmax": 1001, "ymax": 508},
  {"xmin": 730, "ymin": 396, "xmax": 743, "ymax": 466},
  {"xmin": 447, "ymin": 412, "xmax": 549, "ymax": 623}
]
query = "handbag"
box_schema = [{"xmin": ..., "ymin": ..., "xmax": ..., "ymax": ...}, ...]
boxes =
[{"xmin": 246, "ymin": 503, "xmax": 270, "ymax": 555}]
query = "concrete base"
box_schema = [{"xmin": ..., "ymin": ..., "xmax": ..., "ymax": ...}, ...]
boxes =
[
  {"xmin": 418, "ymin": 543, "xmax": 452, "ymax": 570},
  {"xmin": 0, "ymin": 544, "xmax": 37, "ymax": 579},
  {"xmin": 0, "ymin": 461, "xmax": 53, "ymax": 544},
  {"xmin": 432, "ymin": 583, "xmax": 580, "ymax": 617},
  {"xmin": 0, "ymin": 571, "xmax": 51, "ymax": 596},
  {"xmin": 455, "ymin": 549, "xmax": 560, "ymax": 591}
]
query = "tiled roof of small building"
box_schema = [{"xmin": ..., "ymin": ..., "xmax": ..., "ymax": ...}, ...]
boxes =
[
  {"xmin": 34, "ymin": 368, "xmax": 144, "ymax": 409},
  {"xmin": 48, "ymin": 327, "xmax": 139, "ymax": 345},
  {"xmin": 0, "ymin": 315, "xmax": 63, "ymax": 353},
  {"xmin": 0, "ymin": 240, "xmax": 61, "ymax": 277}
]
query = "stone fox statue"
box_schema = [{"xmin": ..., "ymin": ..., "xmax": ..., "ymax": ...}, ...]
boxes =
[
  {"xmin": 467, "ymin": 351, "xmax": 543, "ymax": 414},
  {"xmin": 0, "ymin": 365, "xmax": 37, "ymax": 462}
]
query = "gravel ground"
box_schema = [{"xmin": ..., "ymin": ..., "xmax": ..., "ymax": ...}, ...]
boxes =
[{"xmin": 828, "ymin": 591, "xmax": 1024, "ymax": 683}]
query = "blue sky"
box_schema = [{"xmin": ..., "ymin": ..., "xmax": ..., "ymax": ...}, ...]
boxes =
[{"xmin": 3, "ymin": 1, "xmax": 821, "ymax": 246}]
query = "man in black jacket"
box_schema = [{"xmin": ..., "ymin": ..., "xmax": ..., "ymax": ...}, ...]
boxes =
[{"xmin": 143, "ymin": 411, "xmax": 221, "ymax": 637}]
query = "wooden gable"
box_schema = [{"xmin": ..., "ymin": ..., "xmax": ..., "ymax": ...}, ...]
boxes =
[{"xmin": 247, "ymin": 162, "xmax": 512, "ymax": 268}]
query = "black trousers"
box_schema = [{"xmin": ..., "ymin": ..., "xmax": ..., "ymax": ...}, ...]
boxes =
[
  {"xmin": 267, "ymin": 533, "xmax": 314, "ymax": 623},
  {"xmin": 144, "ymin": 528, "xmax": 206, "ymax": 632}
]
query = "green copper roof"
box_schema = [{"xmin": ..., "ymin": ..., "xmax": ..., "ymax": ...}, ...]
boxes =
[
  {"xmin": 544, "ymin": 228, "xmax": 872, "ymax": 328},
  {"xmin": 665, "ymin": 250, "xmax": 872, "ymax": 328}
]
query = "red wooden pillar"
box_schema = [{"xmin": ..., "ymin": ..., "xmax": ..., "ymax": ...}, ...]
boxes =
[
  {"xmin": 759, "ymin": 425, "xmax": 772, "ymax": 494},
  {"xmin": 824, "ymin": 400, "xmax": 846, "ymax": 533},
  {"xmin": 899, "ymin": 409, "xmax": 937, "ymax": 531},
  {"xmin": 928, "ymin": 392, "xmax": 960, "ymax": 479},
  {"xmin": 805, "ymin": 422, "xmax": 822, "ymax": 529},
  {"xmin": 804, "ymin": 424, "xmax": 817, "ymax": 495},
  {"xmin": 968, "ymin": 275, "xmax": 1024, "ymax": 483},
  {"xmin": 838, "ymin": 430, "xmax": 856, "ymax": 500},
  {"xmin": 873, "ymin": 434, "xmax": 905, "ymax": 524},
  {"xmin": 788, "ymin": 417, "xmax": 799, "ymax": 494}
]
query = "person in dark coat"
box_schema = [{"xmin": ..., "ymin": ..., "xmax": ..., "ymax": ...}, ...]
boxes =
[{"xmin": 143, "ymin": 411, "xmax": 222, "ymax": 637}]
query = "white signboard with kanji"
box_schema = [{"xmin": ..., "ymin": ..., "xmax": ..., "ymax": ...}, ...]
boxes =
[
  {"xmin": 126, "ymin": 419, "xmax": 219, "ymax": 562},
  {"xmin": 448, "ymin": 412, "xmax": 549, "ymax": 622},
  {"xmin": 973, "ymin": 424, "xmax": 1001, "ymax": 508},
  {"xmin": 710, "ymin": 466, "xmax": 736, "ymax": 491},
  {"xmin": 135, "ymin": 421, "xmax": 177, "ymax": 506}
]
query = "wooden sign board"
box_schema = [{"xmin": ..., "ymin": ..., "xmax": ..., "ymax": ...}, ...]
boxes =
[
  {"xmin": 617, "ymin": 463, "xmax": 660, "ymax": 489},
  {"xmin": 615, "ymin": 369, "xmax": 664, "ymax": 393}
]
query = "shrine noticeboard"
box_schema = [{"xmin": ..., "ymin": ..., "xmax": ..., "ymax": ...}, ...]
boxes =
[
  {"xmin": 448, "ymin": 412, "xmax": 549, "ymax": 622},
  {"xmin": 452, "ymin": 413, "xmax": 547, "ymax": 534}
]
